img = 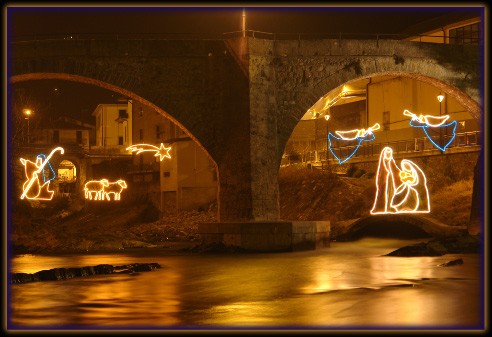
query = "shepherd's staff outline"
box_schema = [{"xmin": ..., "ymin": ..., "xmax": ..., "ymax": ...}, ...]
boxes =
[{"xmin": 20, "ymin": 147, "xmax": 64, "ymax": 200}]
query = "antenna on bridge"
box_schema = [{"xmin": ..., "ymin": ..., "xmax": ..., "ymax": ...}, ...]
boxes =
[{"xmin": 242, "ymin": 8, "xmax": 246, "ymax": 37}]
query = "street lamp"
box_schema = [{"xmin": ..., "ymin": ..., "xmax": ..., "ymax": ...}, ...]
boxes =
[
  {"xmin": 324, "ymin": 114, "xmax": 330, "ymax": 165},
  {"xmin": 23, "ymin": 109, "xmax": 32, "ymax": 144},
  {"xmin": 437, "ymin": 93, "xmax": 445, "ymax": 152}
]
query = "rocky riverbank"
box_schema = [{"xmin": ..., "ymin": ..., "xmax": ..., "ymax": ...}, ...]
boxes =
[
  {"xmin": 10, "ymin": 168, "xmax": 476, "ymax": 254},
  {"xmin": 11, "ymin": 201, "xmax": 216, "ymax": 254}
]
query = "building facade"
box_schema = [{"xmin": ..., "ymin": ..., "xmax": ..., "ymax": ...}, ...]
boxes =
[
  {"xmin": 130, "ymin": 100, "xmax": 217, "ymax": 213},
  {"xmin": 283, "ymin": 75, "xmax": 480, "ymax": 169},
  {"xmin": 92, "ymin": 98, "xmax": 133, "ymax": 154},
  {"xmin": 16, "ymin": 116, "xmax": 96, "ymax": 200}
]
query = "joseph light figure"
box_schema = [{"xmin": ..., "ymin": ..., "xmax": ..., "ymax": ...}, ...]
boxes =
[{"xmin": 371, "ymin": 147, "xmax": 430, "ymax": 214}]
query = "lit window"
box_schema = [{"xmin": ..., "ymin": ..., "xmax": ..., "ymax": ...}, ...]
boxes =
[{"xmin": 449, "ymin": 23, "xmax": 481, "ymax": 45}]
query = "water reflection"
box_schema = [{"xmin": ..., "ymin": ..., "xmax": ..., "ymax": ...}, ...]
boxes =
[{"xmin": 8, "ymin": 239, "xmax": 482, "ymax": 329}]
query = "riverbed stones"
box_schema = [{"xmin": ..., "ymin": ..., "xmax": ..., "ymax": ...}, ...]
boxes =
[
  {"xmin": 11, "ymin": 263, "xmax": 162, "ymax": 284},
  {"xmin": 385, "ymin": 235, "xmax": 481, "ymax": 257}
]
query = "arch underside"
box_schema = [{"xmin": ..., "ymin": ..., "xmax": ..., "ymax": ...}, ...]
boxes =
[
  {"xmin": 10, "ymin": 73, "xmax": 218, "ymax": 173},
  {"xmin": 278, "ymin": 66, "xmax": 483, "ymax": 165}
]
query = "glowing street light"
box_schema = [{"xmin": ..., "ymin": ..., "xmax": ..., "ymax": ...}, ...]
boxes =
[
  {"xmin": 325, "ymin": 114, "xmax": 330, "ymax": 163},
  {"xmin": 437, "ymin": 93, "xmax": 445, "ymax": 152},
  {"xmin": 23, "ymin": 109, "xmax": 32, "ymax": 144}
]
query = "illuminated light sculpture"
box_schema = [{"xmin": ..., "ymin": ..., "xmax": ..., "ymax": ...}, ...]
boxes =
[
  {"xmin": 328, "ymin": 123, "xmax": 380, "ymax": 164},
  {"xmin": 371, "ymin": 147, "xmax": 430, "ymax": 214},
  {"xmin": 20, "ymin": 147, "xmax": 64, "ymax": 200},
  {"xmin": 84, "ymin": 179, "xmax": 128, "ymax": 201},
  {"xmin": 103, "ymin": 180, "xmax": 128, "ymax": 201},
  {"xmin": 308, "ymin": 86, "xmax": 366, "ymax": 121},
  {"xmin": 84, "ymin": 179, "xmax": 109, "ymax": 200},
  {"xmin": 126, "ymin": 143, "xmax": 172, "ymax": 161},
  {"xmin": 404, "ymin": 109, "xmax": 457, "ymax": 151}
]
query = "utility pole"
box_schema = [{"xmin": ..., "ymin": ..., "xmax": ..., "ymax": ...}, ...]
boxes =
[
  {"xmin": 242, "ymin": 8, "xmax": 246, "ymax": 37},
  {"xmin": 437, "ymin": 93, "xmax": 444, "ymax": 153}
]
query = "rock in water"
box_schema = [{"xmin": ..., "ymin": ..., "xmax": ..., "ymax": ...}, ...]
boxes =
[
  {"xmin": 385, "ymin": 242, "xmax": 444, "ymax": 257},
  {"xmin": 384, "ymin": 235, "xmax": 480, "ymax": 257},
  {"xmin": 11, "ymin": 262, "xmax": 161, "ymax": 284},
  {"xmin": 440, "ymin": 258, "xmax": 464, "ymax": 267}
]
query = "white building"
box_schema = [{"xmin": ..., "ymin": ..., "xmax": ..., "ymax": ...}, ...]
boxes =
[{"xmin": 91, "ymin": 97, "xmax": 133, "ymax": 154}]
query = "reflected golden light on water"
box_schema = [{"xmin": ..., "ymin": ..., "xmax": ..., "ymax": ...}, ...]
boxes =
[
  {"xmin": 8, "ymin": 240, "xmax": 482, "ymax": 328},
  {"xmin": 10, "ymin": 255, "xmax": 184, "ymax": 327}
]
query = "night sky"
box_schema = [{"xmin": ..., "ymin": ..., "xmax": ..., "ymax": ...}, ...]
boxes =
[
  {"xmin": 7, "ymin": 5, "xmax": 483, "ymax": 125},
  {"xmin": 8, "ymin": 6, "xmax": 476, "ymax": 36}
]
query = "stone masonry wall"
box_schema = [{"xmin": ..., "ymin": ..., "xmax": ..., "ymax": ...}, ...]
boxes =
[
  {"xmin": 11, "ymin": 38, "xmax": 481, "ymax": 222},
  {"xmin": 248, "ymin": 39, "xmax": 281, "ymax": 220},
  {"xmin": 269, "ymin": 39, "xmax": 481, "ymax": 165}
]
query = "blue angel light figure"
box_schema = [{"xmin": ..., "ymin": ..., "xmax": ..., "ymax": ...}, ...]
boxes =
[
  {"xmin": 404, "ymin": 110, "xmax": 457, "ymax": 152},
  {"xmin": 328, "ymin": 123, "xmax": 380, "ymax": 164}
]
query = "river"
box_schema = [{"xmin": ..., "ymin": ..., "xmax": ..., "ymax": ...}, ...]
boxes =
[{"xmin": 7, "ymin": 238, "xmax": 484, "ymax": 330}]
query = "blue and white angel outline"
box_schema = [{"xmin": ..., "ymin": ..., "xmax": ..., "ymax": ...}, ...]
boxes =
[
  {"xmin": 328, "ymin": 123, "xmax": 380, "ymax": 164},
  {"xmin": 404, "ymin": 109, "xmax": 457, "ymax": 152}
]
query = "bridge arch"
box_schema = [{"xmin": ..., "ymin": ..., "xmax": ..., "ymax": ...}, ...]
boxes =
[
  {"xmin": 10, "ymin": 73, "xmax": 217, "ymax": 171},
  {"xmin": 278, "ymin": 69, "xmax": 482, "ymax": 165},
  {"xmin": 10, "ymin": 38, "xmax": 482, "ymax": 223},
  {"xmin": 337, "ymin": 214, "xmax": 468, "ymax": 241}
]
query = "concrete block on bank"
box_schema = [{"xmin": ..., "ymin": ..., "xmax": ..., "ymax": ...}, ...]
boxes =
[{"xmin": 198, "ymin": 220, "xmax": 330, "ymax": 252}]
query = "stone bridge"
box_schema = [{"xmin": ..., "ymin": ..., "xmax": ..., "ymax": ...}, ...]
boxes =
[
  {"xmin": 337, "ymin": 214, "xmax": 469, "ymax": 241},
  {"xmin": 9, "ymin": 37, "xmax": 483, "ymax": 224}
]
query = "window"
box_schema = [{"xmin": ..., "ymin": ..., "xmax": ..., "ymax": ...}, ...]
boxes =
[
  {"xmin": 156, "ymin": 125, "xmax": 160, "ymax": 139},
  {"xmin": 163, "ymin": 171, "xmax": 170, "ymax": 177},
  {"xmin": 383, "ymin": 111, "xmax": 390, "ymax": 131},
  {"xmin": 76, "ymin": 130, "xmax": 82, "ymax": 144},
  {"xmin": 119, "ymin": 136, "xmax": 123, "ymax": 145},
  {"xmin": 53, "ymin": 130, "xmax": 59, "ymax": 144},
  {"xmin": 138, "ymin": 107, "xmax": 143, "ymax": 117},
  {"xmin": 449, "ymin": 23, "xmax": 480, "ymax": 45},
  {"xmin": 118, "ymin": 109, "xmax": 128, "ymax": 119},
  {"xmin": 139, "ymin": 129, "xmax": 144, "ymax": 141}
]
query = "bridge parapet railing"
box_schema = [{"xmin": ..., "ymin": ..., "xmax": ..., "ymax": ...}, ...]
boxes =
[
  {"xmin": 328, "ymin": 130, "xmax": 481, "ymax": 160},
  {"xmin": 10, "ymin": 29, "xmax": 484, "ymax": 44}
]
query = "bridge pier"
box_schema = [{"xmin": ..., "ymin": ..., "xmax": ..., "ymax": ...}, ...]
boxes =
[{"xmin": 197, "ymin": 221, "xmax": 330, "ymax": 252}]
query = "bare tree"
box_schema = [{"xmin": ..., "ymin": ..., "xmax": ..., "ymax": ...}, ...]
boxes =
[{"xmin": 10, "ymin": 90, "xmax": 49, "ymax": 147}]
